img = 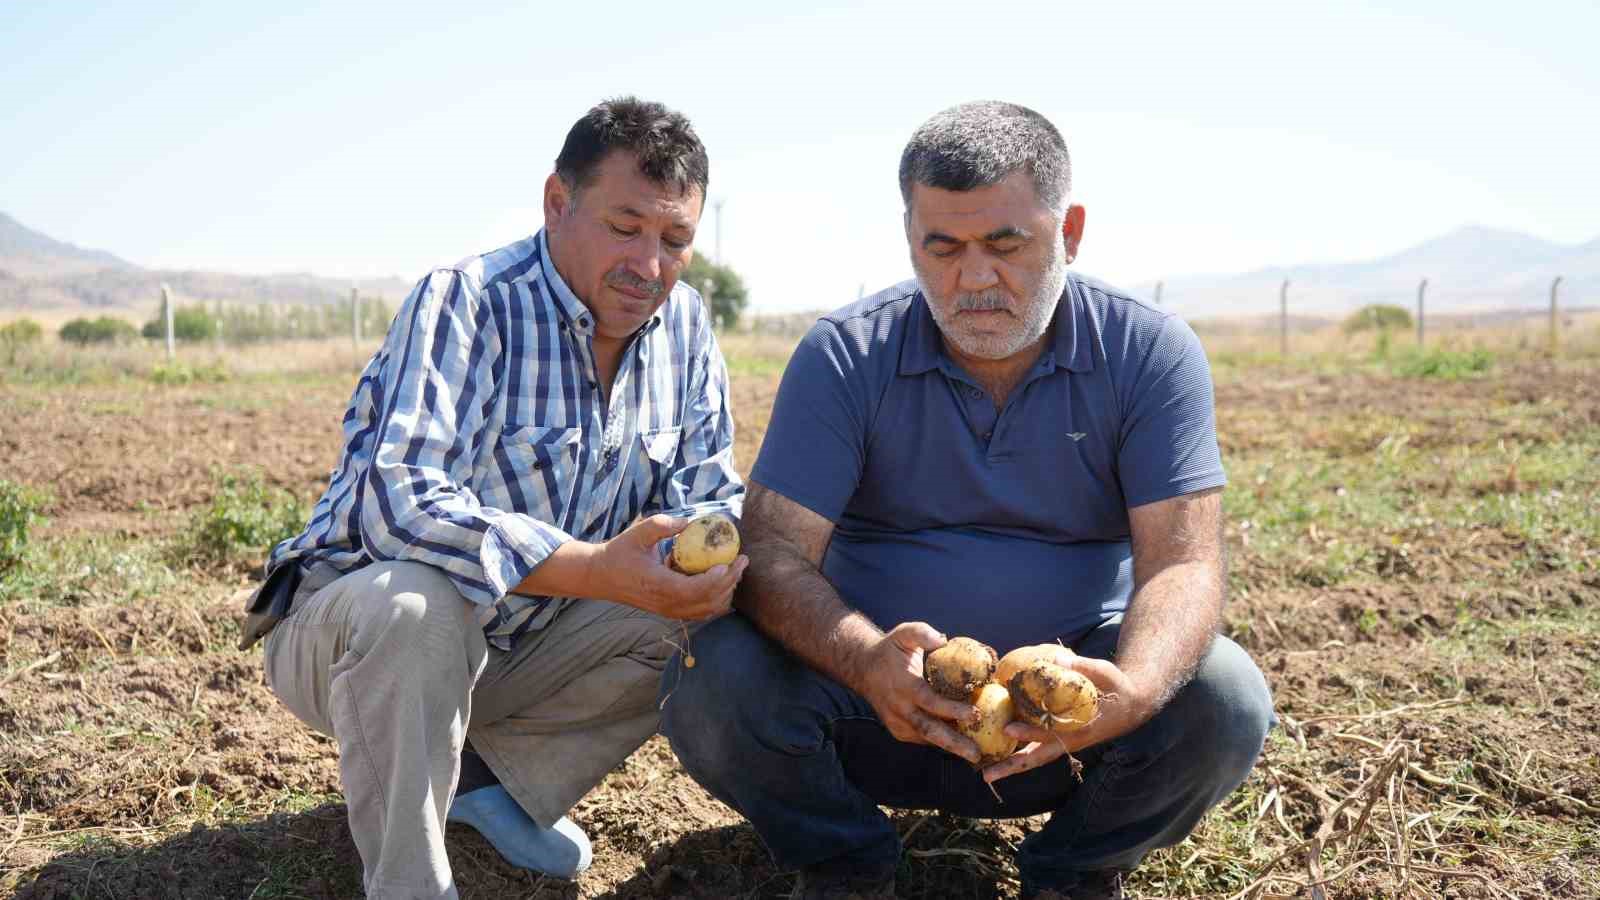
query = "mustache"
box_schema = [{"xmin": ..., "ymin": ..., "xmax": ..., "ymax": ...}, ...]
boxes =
[
  {"xmin": 954, "ymin": 289, "xmax": 1013, "ymax": 312},
  {"xmin": 605, "ymin": 269, "xmax": 665, "ymax": 298}
]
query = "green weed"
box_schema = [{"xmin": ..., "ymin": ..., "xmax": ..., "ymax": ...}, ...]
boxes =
[{"xmin": 178, "ymin": 470, "xmax": 307, "ymax": 567}]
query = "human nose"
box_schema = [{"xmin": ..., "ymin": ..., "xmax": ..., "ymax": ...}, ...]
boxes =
[
  {"xmin": 626, "ymin": 234, "xmax": 663, "ymax": 282},
  {"xmin": 956, "ymin": 247, "xmax": 1000, "ymax": 293}
]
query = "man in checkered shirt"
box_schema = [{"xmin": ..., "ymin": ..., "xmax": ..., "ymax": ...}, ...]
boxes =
[{"xmin": 247, "ymin": 97, "xmax": 745, "ymax": 897}]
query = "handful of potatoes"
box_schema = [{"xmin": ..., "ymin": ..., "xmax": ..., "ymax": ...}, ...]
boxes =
[{"xmin": 923, "ymin": 637, "xmax": 1100, "ymax": 765}]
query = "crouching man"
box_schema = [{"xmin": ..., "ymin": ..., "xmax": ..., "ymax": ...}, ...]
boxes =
[
  {"xmin": 660, "ymin": 101, "xmax": 1272, "ymax": 899},
  {"xmin": 243, "ymin": 97, "xmax": 746, "ymax": 898}
]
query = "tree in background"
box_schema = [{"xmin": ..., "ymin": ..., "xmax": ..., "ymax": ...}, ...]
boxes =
[
  {"xmin": 682, "ymin": 256, "xmax": 749, "ymax": 330},
  {"xmin": 1342, "ymin": 303, "xmax": 1413, "ymax": 335}
]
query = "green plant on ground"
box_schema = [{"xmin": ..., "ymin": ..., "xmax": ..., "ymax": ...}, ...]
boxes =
[
  {"xmin": 148, "ymin": 360, "xmax": 231, "ymax": 385},
  {"xmin": 1390, "ymin": 346, "xmax": 1494, "ymax": 379},
  {"xmin": 0, "ymin": 479, "xmax": 47, "ymax": 576},
  {"xmin": 180, "ymin": 470, "xmax": 307, "ymax": 566}
]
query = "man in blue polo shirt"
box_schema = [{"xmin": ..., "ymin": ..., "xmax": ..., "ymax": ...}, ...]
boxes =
[{"xmin": 660, "ymin": 101, "xmax": 1273, "ymax": 899}]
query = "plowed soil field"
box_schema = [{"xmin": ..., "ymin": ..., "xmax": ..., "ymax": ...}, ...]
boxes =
[{"xmin": 2, "ymin": 342, "xmax": 1597, "ymax": 899}]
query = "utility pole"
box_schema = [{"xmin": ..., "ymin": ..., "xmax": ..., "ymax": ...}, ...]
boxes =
[
  {"xmin": 162, "ymin": 283, "xmax": 175, "ymax": 361},
  {"xmin": 351, "ymin": 287, "xmax": 361, "ymax": 347},
  {"xmin": 1550, "ymin": 276, "xmax": 1563, "ymax": 353},
  {"xmin": 1152, "ymin": 280, "xmax": 1163, "ymax": 305},
  {"xmin": 713, "ymin": 198, "xmax": 725, "ymax": 265},
  {"xmin": 1416, "ymin": 278, "xmax": 1428, "ymax": 347},
  {"xmin": 1279, "ymin": 279, "xmax": 1290, "ymax": 358}
]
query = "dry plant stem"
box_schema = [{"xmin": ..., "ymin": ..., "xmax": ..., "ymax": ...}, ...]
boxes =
[
  {"xmin": 1296, "ymin": 694, "xmax": 1466, "ymax": 726},
  {"xmin": 0, "ymin": 650, "xmax": 62, "ymax": 687}
]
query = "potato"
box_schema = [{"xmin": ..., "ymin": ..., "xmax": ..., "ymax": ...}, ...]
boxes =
[
  {"xmin": 670, "ymin": 513, "xmax": 740, "ymax": 574},
  {"xmin": 962, "ymin": 682, "xmax": 1020, "ymax": 765},
  {"xmin": 995, "ymin": 644, "xmax": 1075, "ymax": 689},
  {"xmin": 924, "ymin": 636, "xmax": 997, "ymax": 701},
  {"xmin": 1007, "ymin": 660, "xmax": 1099, "ymax": 733}
]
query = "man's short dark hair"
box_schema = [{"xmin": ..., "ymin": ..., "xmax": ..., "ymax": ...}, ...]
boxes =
[
  {"xmin": 555, "ymin": 97, "xmax": 709, "ymax": 199},
  {"xmin": 898, "ymin": 101, "xmax": 1071, "ymax": 212}
]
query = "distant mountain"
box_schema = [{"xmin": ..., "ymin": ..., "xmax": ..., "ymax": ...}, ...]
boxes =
[
  {"xmin": 1133, "ymin": 225, "xmax": 1598, "ymax": 320},
  {"xmin": 0, "ymin": 212, "xmax": 411, "ymax": 312},
  {"xmin": 0, "ymin": 211, "xmax": 133, "ymax": 278}
]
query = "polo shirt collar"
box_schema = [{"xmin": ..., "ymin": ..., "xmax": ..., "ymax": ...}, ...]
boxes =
[{"xmin": 898, "ymin": 278, "xmax": 1093, "ymax": 376}]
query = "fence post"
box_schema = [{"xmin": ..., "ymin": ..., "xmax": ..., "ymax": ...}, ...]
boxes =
[
  {"xmin": 1279, "ymin": 279, "xmax": 1290, "ymax": 358},
  {"xmin": 1416, "ymin": 278, "xmax": 1427, "ymax": 346},
  {"xmin": 351, "ymin": 287, "xmax": 361, "ymax": 346},
  {"xmin": 161, "ymin": 283, "xmax": 175, "ymax": 361},
  {"xmin": 1153, "ymin": 280, "xmax": 1164, "ymax": 305},
  {"xmin": 1549, "ymin": 276, "xmax": 1562, "ymax": 353}
]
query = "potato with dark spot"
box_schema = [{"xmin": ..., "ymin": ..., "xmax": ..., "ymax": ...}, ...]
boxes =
[
  {"xmin": 923, "ymin": 636, "xmax": 997, "ymax": 701},
  {"xmin": 670, "ymin": 513, "xmax": 741, "ymax": 574},
  {"xmin": 1008, "ymin": 660, "xmax": 1099, "ymax": 733}
]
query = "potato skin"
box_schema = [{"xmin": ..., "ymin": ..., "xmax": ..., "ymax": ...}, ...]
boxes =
[
  {"xmin": 961, "ymin": 682, "xmax": 1019, "ymax": 765},
  {"xmin": 1007, "ymin": 660, "xmax": 1099, "ymax": 732},
  {"xmin": 924, "ymin": 637, "xmax": 998, "ymax": 701},
  {"xmin": 670, "ymin": 513, "xmax": 741, "ymax": 574},
  {"xmin": 995, "ymin": 644, "xmax": 1074, "ymax": 689}
]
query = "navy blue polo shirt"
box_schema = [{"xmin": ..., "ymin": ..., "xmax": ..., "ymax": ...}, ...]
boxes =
[{"xmin": 750, "ymin": 274, "xmax": 1225, "ymax": 655}]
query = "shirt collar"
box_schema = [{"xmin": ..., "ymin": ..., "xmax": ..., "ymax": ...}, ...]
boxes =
[
  {"xmin": 535, "ymin": 229, "xmax": 597, "ymax": 334},
  {"xmin": 533, "ymin": 229, "xmax": 667, "ymax": 339},
  {"xmin": 898, "ymin": 277, "xmax": 1092, "ymax": 376}
]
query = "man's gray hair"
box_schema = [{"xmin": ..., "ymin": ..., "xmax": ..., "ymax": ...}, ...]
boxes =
[{"xmin": 898, "ymin": 101, "xmax": 1071, "ymax": 213}]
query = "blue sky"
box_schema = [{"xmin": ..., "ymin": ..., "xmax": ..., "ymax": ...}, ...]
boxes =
[{"xmin": 3, "ymin": 1, "xmax": 1596, "ymax": 311}]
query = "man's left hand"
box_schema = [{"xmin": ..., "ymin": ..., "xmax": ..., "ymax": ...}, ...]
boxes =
[{"xmin": 981, "ymin": 653, "xmax": 1160, "ymax": 783}]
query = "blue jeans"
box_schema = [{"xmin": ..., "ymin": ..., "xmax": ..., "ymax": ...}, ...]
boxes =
[{"xmin": 659, "ymin": 613, "xmax": 1274, "ymax": 889}]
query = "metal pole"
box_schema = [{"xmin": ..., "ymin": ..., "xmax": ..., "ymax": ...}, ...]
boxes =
[
  {"xmin": 1279, "ymin": 279, "xmax": 1290, "ymax": 358},
  {"xmin": 1416, "ymin": 278, "xmax": 1427, "ymax": 346},
  {"xmin": 351, "ymin": 287, "xmax": 361, "ymax": 346},
  {"xmin": 1153, "ymin": 280, "xmax": 1164, "ymax": 305},
  {"xmin": 713, "ymin": 199, "xmax": 725, "ymax": 265},
  {"xmin": 1550, "ymin": 276, "xmax": 1562, "ymax": 353},
  {"xmin": 162, "ymin": 283, "xmax": 175, "ymax": 361}
]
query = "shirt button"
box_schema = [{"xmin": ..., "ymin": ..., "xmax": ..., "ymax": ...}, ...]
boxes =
[
  {"xmin": 982, "ymin": 431, "xmax": 992, "ymax": 440},
  {"xmin": 968, "ymin": 387, "xmax": 982, "ymax": 398}
]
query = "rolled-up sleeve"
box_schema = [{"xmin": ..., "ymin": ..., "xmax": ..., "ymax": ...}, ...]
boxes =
[
  {"xmin": 357, "ymin": 269, "xmax": 572, "ymax": 606},
  {"xmin": 647, "ymin": 321, "xmax": 744, "ymax": 521}
]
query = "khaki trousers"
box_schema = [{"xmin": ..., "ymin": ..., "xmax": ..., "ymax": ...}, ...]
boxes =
[{"xmin": 262, "ymin": 560, "xmax": 674, "ymax": 899}]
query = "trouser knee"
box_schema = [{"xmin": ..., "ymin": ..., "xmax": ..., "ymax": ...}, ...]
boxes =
[
  {"xmin": 660, "ymin": 614, "xmax": 819, "ymax": 771},
  {"xmin": 1155, "ymin": 636, "xmax": 1275, "ymax": 795}
]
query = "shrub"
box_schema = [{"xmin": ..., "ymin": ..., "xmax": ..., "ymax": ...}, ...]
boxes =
[
  {"xmin": 142, "ymin": 304, "xmax": 218, "ymax": 342},
  {"xmin": 1342, "ymin": 304, "xmax": 1413, "ymax": 335},
  {"xmin": 59, "ymin": 316, "xmax": 138, "ymax": 345},
  {"xmin": 0, "ymin": 480, "xmax": 47, "ymax": 575},
  {"xmin": 182, "ymin": 470, "xmax": 307, "ymax": 565},
  {"xmin": 0, "ymin": 318, "xmax": 43, "ymax": 348}
]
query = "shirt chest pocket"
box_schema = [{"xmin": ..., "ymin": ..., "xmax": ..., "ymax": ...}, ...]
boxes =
[
  {"xmin": 631, "ymin": 425, "xmax": 683, "ymax": 507},
  {"xmin": 494, "ymin": 425, "xmax": 583, "ymax": 517}
]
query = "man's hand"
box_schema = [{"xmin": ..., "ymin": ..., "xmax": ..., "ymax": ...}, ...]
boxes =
[
  {"xmin": 850, "ymin": 622, "xmax": 982, "ymax": 765},
  {"xmin": 591, "ymin": 515, "xmax": 748, "ymax": 621},
  {"xmin": 981, "ymin": 652, "xmax": 1160, "ymax": 783}
]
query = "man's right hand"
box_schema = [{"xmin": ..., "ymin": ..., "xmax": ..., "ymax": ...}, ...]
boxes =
[
  {"xmin": 591, "ymin": 514, "xmax": 748, "ymax": 621},
  {"xmin": 849, "ymin": 622, "xmax": 981, "ymax": 764}
]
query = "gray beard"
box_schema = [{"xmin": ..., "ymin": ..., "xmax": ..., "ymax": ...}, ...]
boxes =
[{"xmin": 917, "ymin": 237, "xmax": 1068, "ymax": 360}]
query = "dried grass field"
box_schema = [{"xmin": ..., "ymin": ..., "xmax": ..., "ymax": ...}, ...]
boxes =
[{"xmin": 1, "ymin": 323, "xmax": 1598, "ymax": 899}]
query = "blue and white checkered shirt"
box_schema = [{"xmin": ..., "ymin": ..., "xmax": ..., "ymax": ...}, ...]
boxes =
[{"xmin": 267, "ymin": 230, "xmax": 743, "ymax": 649}]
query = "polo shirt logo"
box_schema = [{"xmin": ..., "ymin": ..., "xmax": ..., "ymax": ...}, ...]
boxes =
[{"xmin": 1066, "ymin": 432, "xmax": 1087, "ymax": 441}]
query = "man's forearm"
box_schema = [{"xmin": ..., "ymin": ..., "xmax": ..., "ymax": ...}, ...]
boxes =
[
  {"xmin": 735, "ymin": 538, "xmax": 881, "ymax": 691},
  {"xmin": 1114, "ymin": 556, "xmax": 1225, "ymax": 711}
]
